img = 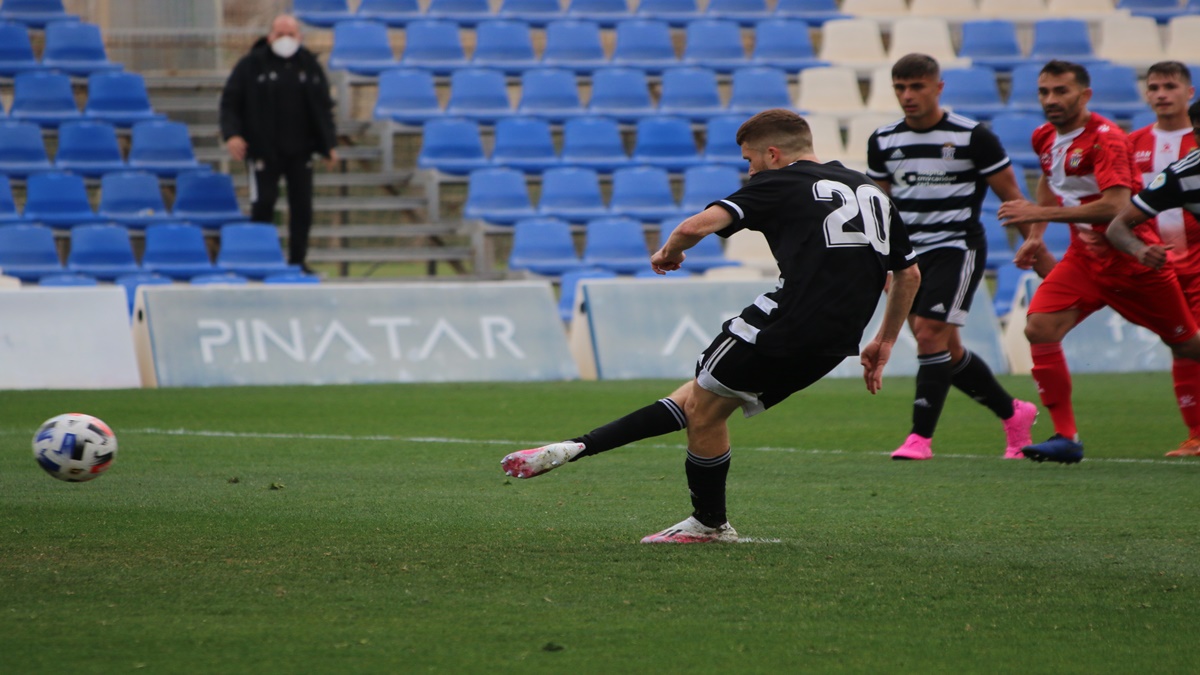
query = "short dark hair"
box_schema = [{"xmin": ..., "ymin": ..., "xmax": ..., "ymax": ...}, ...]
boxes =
[
  {"xmin": 735, "ymin": 108, "xmax": 813, "ymax": 154},
  {"xmin": 1040, "ymin": 60, "xmax": 1090, "ymax": 88},
  {"xmin": 892, "ymin": 53, "xmax": 940, "ymax": 81},
  {"xmin": 1147, "ymin": 61, "xmax": 1193, "ymax": 84},
  {"xmin": 1190, "ymin": 99, "xmax": 1200, "ymax": 124}
]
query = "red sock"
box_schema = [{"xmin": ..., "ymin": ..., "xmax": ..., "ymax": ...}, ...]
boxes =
[
  {"xmin": 1172, "ymin": 358, "xmax": 1200, "ymax": 438},
  {"xmin": 1030, "ymin": 342, "xmax": 1076, "ymax": 439}
]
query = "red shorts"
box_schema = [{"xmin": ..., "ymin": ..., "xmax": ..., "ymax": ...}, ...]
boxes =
[
  {"xmin": 1178, "ymin": 269, "xmax": 1200, "ymax": 321},
  {"xmin": 1028, "ymin": 252, "xmax": 1199, "ymax": 344}
]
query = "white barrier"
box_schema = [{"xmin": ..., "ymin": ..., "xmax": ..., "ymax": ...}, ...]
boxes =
[
  {"xmin": 0, "ymin": 287, "xmax": 141, "ymax": 390},
  {"xmin": 133, "ymin": 282, "xmax": 579, "ymax": 387}
]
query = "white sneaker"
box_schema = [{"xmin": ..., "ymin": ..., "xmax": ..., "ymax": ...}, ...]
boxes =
[
  {"xmin": 640, "ymin": 516, "xmax": 739, "ymax": 544},
  {"xmin": 501, "ymin": 441, "xmax": 585, "ymax": 479}
]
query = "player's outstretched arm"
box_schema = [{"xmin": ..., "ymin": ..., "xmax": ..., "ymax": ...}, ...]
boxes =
[
  {"xmin": 862, "ymin": 264, "xmax": 921, "ymax": 394},
  {"xmin": 1105, "ymin": 202, "xmax": 1170, "ymax": 269},
  {"xmin": 650, "ymin": 205, "xmax": 733, "ymax": 274}
]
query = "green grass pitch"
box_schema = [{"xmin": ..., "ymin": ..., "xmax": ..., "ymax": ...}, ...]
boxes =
[{"xmin": 4, "ymin": 373, "xmax": 1200, "ymax": 673}]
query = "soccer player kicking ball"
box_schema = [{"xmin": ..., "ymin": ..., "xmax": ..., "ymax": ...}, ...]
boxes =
[
  {"xmin": 1108, "ymin": 98, "xmax": 1200, "ymax": 456},
  {"xmin": 501, "ymin": 109, "xmax": 921, "ymax": 544},
  {"xmin": 999, "ymin": 61, "xmax": 1200, "ymax": 463}
]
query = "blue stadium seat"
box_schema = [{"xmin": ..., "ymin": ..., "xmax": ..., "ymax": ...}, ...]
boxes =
[
  {"xmin": 84, "ymin": 71, "xmax": 165, "ymax": 127},
  {"xmin": 982, "ymin": 210, "xmax": 1016, "ymax": 270},
  {"xmin": 583, "ymin": 216, "xmax": 651, "ymax": 273},
  {"xmin": 327, "ymin": 20, "xmax": 396, "ymax": 76},
  {"xmin": 658, "ymin": 66, "xmax": 725, "ymax": 120},
  {"xmin": 499, "ymin": 0, "xmax": 563, "ymax": 26},
  {"xmin": 611, "ymin": 19, "xmax": 678, "ymax": 73},
  {"xmin": 97, "ymin": 171, "xmax": 175, "ymax": 229},
  {"xmin": 560, "ymin": 116, "xmax": 631, "ymax": 172},
  {"xmin": 1130, "ymin": 109, "xmax": 1157, "ymax": 131},
  {"xmin": 728, "ymin": 66, "xmax": 792, "ymax": 116},
  {"xmin": 705, "ymin": 0, "xmax": 770, "ymax": 26},
  {"xmin": 992, "ymin": 261, "xmax": 1032, "ymax": 319},
  {"xmin": 39, "ymin": 272, "xmax": 97, "ymax": 286},
  {"xmin": 1005, "ymin": 63, "xmax": 1043, "ymax": 115},
  {"xmin": 1042, "ymin": 225, "xmax": 1072, "ymax": 258},
  {"xmin": 566, "ymin": 0, "xmax": 630, "ymax": 27},
  {"xmin": 1088, "ymin": 64, "xmax": 1145, "ymax": 121},
  {"xmin": 631, "ymin": 116, "xmax": 702, "ymax": 170},
  {"xmin": 463, "ymin": 167, "xmax": 536, "ymax": 224},
  {"xmin": 9, "ymin": 71, "xmax": 80, "ymax": 127},
  {"xmin": 541, "ymin": 19, "xmax": 608, "ymax": 73},
  {"xmin": 293, "ymin": 0, "xmax": 355, "ymax": 27},
  {"xmin": 772, "ymin": 0, "xmax": 847, "ymax": 27},
  {"xmin": 190, "ymin": 272, "xmax": 249, "ymax": 285},
  {"xmin": 507, "ymin": 216, "xmax": 585, "ymax": 275},
  {"xmin": 40, "ymin": 20, "xmax": 121, "ymax": 75},
  {"xmin": 680, "ymin": 164, "xmax": 742, "ymax": 212},
  {"xmin": 990, "ymin": 112, "xmax": 1045, "ymax": 172},
  {"xmin": 0, "ymin": 120, "xmax": 52, "ymax": 176},
  {"xmin": 751, "ymin": 19, "xmax": 826, "ymax": 72},
  {"xmin": 54, "ymin": 120, "xmax": 126, "ymax": 176},
  {"xmin": 1029, "ymin": 19, "xmax": 1107, "ymax": 66},
  {"xmin": 682, "ymin": 19, "xmax": 747, "ymax": 72},
  {"xmin": 417, "ymin": 117, "xmax": 489, "ymax": 175},
  {"xmin": 959, "ymin": 20, "xmax": 1027, "ymax": 72},
  {"xmin": 0, "ymin": 174, "xmax": 23, "ymax": 223},
  {"xmin": 636, "ymin": 0, "xmax": 701, "ymax": 26},
  {"xmin": 941, "ymin": 67, "xmax": 1006, "ymax": 121},
  {"xmin": 558, "ymin": 267, "xmax": 617, "ymax": 320},
  {"xmin": 373, "ymin": 68, "xmax": 442, "ymax": 125},
  {"xmin": 428, "ymin": 0, "xmax": 494, "ymax": 25},
  {"xmin": 610, "ymin": 165, "xmax": 685, "ymax": 221},
  {"xmin": 263, "ymin": 271, "xmax": 321, "ymax": 284},
  {"xmin": 517, "ymin": 68, "xmax": 586, "ymax": 121},
  {"xmin": 587, "ymin": 67, "xmax": 656, "ymax": 121},
  {"xmin": 216, "ymin": 223, "xmax": 301, "ymax": 279},
  {"xmin": 538, "ymin": 166, "xmax": 610, "ymax": 221},
  {"xmin": 171, "ymin": 170, "xmax": 247, "ymax": 228},
  {"xmin": 23, "ymin": 171, "xmax": 100, "ymax": 228},
  {"xmin": 491, "ymin": 116, "xmax": 560, "ymax": 173},
  {"xmin": 446, "ymin": 68, "xmax": 513, "ymax": 122},
  {"xmin": 0, "ymin": 20, "xmax": 43, "ymax": 77},
  {"xmin": 472, "ymin": 20, "xmax": 539, "ymax": 73},
  {"xmin": 67, "ymin": 223, "xmax": 141, "ymax": 280},
  {"xmin": 703, "ymin": 114, "xmax": 747, "ymax": 166},
  {"xmin": 140, "ymin": 223, "xmax": 216, "ymax": 280},
  {"xmin": 659, "ymin": 216, "xmax": 737, "ymax": 271},
  {"xmin": 357, "ymin": 0, "xmax": 422, "ymax": 26},
  {"xmin": 0, "ymin": 0, "xmax": 75, "ymax": 27},
  {"xmin": 1118, "ymin": 0, "xmax": 1186, "ymax": 23},
  {"xmin": 398, "ymin": 19, "xmax": 468, "ymax": 73},
  {"xmin": 127, "ymin": 120, "xmax": 201, "ymax": 176},
  {"xmin": 114, "ymin": 272, "xmax": 172, "ymax": 314},
  {"xmin": 0, "ymin": 223, "xmax": 63, "ymax": 281}
]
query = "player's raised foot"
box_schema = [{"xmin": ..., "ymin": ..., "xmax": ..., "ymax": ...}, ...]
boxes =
[
  {"xmin": 1021, "ymin": 434, "xmax": 1084, "ymax": 464},
  {"xmin": 640, "ymin": 516, "xmax": 739, "ymax": 544},
  {"xmin": 501, "ymin": 441, "xmax": 585, "ymax": 479},
  {"xmin": 891, "ymin": 433, "xmax": 933, "ymax": 460},
  {"xmin": 1165, "ymin": 436, "xmax": 1200, "ymax": 457},
  {"xmin": 1002, "ymin": 399, "xmax": 1039, "ymax": 459}
]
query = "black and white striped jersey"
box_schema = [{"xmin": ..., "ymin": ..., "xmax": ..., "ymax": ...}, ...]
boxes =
[
  {"xmin": 1133, "ymin": 148, "xmax": 1200, "ymax": 220},
  {"xmin": 866, "ymin": 112, "xmax": 1011, "ymax": 254}
]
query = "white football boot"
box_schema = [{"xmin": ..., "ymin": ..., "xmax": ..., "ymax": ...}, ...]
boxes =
[
  {"xmin": 640, "ymin": 516, "xmax": 739, "ymax": 544},
  {"xmin": 501, "ymin": 441, "xmax": 585, "ymax": 479}
]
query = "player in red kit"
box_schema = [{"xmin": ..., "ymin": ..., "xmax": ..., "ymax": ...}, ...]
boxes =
[
  {"xmin": 998, "ymin": 60, "xmax": 1200, "ymax": 463},
  {"xmin": 1128, "ymin": 61, "xmax": 1200, "ymax": 456}
]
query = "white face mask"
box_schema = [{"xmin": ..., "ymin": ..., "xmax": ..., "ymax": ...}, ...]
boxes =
[{"xmin": 271, "ymin": 36, "xmax": 300, "ymax": 59}]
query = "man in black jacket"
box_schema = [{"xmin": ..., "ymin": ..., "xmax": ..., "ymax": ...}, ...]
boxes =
[{"xmin": 219, "ymin": 14, "xmax": 338, "ymax": 272}]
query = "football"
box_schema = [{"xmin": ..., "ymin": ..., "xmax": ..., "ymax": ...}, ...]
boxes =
[{"xmin": 32, "ymin": 413, "xmax": 118, "ymax": 482}]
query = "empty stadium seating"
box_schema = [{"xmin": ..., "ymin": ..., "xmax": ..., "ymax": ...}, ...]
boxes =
[
  {"xmin": 140, "ymin": 223, "xmax": 218, "ymax": 280},
  {"xmin": 0, "ymin": 223, "xmax": 64, "ymax": 281},
  {"xmin": 67, "ymin": 223, "xmax": 141, "ymax": 280},
  {"xmin": 507, "ymin": 217, "xmax": 585, "ymax": 275},
  {"xmin": 0, "ymin": 120, "xmax": 53, "ymax": 176},
  {"xmin": 582, "ymin": 216, "xmax": 651, "ymax": 273},
  {"xmin": 97, "ymin": 171, "xmax": 175, "ymax": 229},
  {"xmin": 538, "ymin": 166, "xmax": 609, "ymax": 221},
  {"xmin": 54, "ymin": 120, "xmax": 126, "ymax": 175},
  {"xmin": 215, "ymin": 223, "xmax": 302, "ymax": 279},
  {"xmin": 41, "ymin": 20, "xmax": 121, "ymax": 75}
]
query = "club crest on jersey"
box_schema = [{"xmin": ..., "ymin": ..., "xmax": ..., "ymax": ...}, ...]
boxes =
[
  {"xmin": 1068, "ymin": 149, "xmax": 1084, "ymax": 168},
  {"xmin": 1149, "ymin": 172, "xmax": 1167, "ymax": 190},
  {"xmin": 941, "ymin": 143, "xmax": 955, "ymax": 160}
]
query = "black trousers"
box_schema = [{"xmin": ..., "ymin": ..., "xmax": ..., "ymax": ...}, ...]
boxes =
[{"xmin": 248, "ymin": 153, "xmax": 314, "ymax": 266}]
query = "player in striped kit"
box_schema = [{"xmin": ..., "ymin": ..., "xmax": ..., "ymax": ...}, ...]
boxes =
[
  {"xmin": 999, "ymin": 61, "xmax": 1200, "ymax": 463},
  {"xmin": 1108, "ymin": 98, "xmax": 1200, "ymax": 456},
  {"xmin": 1128, "ymin": 62, "xmax": 1200, "ymax": 456}
]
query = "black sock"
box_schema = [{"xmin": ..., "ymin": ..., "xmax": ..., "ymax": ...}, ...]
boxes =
[
  {"xmin": 570, "ymin": 398, "xmax": 687, "ymax": 461},
  {"xmin": 686, "ymin": 449, "xmax": 730, "ymax": 528},
  {"xmin": 911, "ymin": 351, "xmax": 953, "ymax": 438},
  {"xmin": 951, "ymin": 351, "xmax": 1015, "ymax": 419}
]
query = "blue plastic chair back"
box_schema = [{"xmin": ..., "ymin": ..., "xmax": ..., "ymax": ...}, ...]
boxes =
[
  {"xmin": 508, "ymin": 216, "xmax": 585, "ymax": 275},
  {"xmin": 98, "ymin": 171, "xmax": 172, "ymax": 228},
  {"xmin": 294, "ymin": 0, "xmax": 356, "ymax": 27},
  {"xmin": 959, "ymin": 20, "xmax": 1026, "ymax": 71},
  {"xmin": 0, "ymin": 20, "xmax": 41, "ymax": 76},
  {"xmin": 517, "ymin": 68, "xmax": 585, "ymax": 120},
  {"xmin": 636, "ymin": 0, "xmax": 701, "ymax": 26},
  {"xmin": 55, "ymin": 120, "xmax": 126, "ymax": 175},
  {"xmin": 658, "ymin": 66, "xmax": 725, "ymax": 120},
  {"xmin": 681, "ymin": 164, "xmax": 742, "ymax": 211},
  {"xmin": 417, "ymin": 117, "xmax": 489, "ymax": 174},
  {"xmin": 1006, "ymin": 63, "xmax": 1044, "ymax": 115},
  {"xmin": 773, "ymin": 0, "xmax": 846, "ymax": 26},
  {"xmin": 10, "ymin": 70, "xmax": 79, "ymax": 126},
  {"xmin": 141, "ymin": 222, "xmax": 215, "ymax": 279},
  {"xmin": 373, "ymin": 68, "xmax": 442, "ymax": 124},
  {"xmin": 358, "ymin": 0, "xmax": 422, "ymax": 25},
  {"xmin": 632, "ymin": 116, "xmax": 701, "ymax": 169},
  {"xmin": 561, "ymin": 116, "xmax": 630, "ymax": 172},
  {"xmin": 751, "ymin": 18, "xmax": 824, "ymax": 70},
  {"xmin": 463, "ymin": 167, "xmax": 536, "ymax": 223},
  {"xmin": 492, "ymin": 116, "xmax": 559, "ymax": 172},
  {"xmin": 1030, "ymin": 19, "xmax": 1100, "ymax": 62},
  {"xmin": 446, "ymin": 68, "xmax": 513, "ymax": 122},
  {"xmin": 328, "ymin": 19, "xmax": 396, "ymax": 75},
  {"xmin": 990, "ymin": 112, "xmax": 1044, "ymax": 170},
  {"xmin": 472, "ymin": 19, "xmax": 538, "ymax": 72},
  {"xmin": 583, "ymin": 216, "xmax": 651, "ymax": 273},
  {"xmin": 704, "ymin": 114, "xmax": 748, "ymax": 165},
  {"xmin": 41, "ymin": 20, "xmax": 119, "ymax": 75},
  {"xmin": 23, "ymin": 171, "xmax": 98, "ymax": 227},
  {"xmin": 542, "ymin": 19, "xmax": 607, "ymax": 71},
  {"xmin": 729, "ymin": 66, "xmax": 791, "ymax": 115},
  {"xmin": 0, "ymin": 120, "xmax": 52, "ymax": 176},
  {"xmin": 588, "ymin": 67, "xmax": 656, "ymax": 121},
  {"xmin": 566, "ymin": 0, "xmax": 630, "ymax": 26},
  {"xmin": 941, "ymin": 67, "xmax": 1006, "ymax": 120},
  {"xmin": 217, "ymin": 223, "xmax": 298, "ymax": 278},
  {"xmin": 399, "ymin": 19, "xmax": 468, "ymax": 72},
  {"xmin": 428, "ymin": 0, "xmax": 494, "ymax": 24},
  {"xmin": 0, "ymin": 223, "xmax": 63, "ymax": 280},
  {"xmin": 659, "ymin": 216, "xmax": 735, "ymax": 271},
  {"xmin": 612, "ymin": 19, "xmax": 677, "ymax": 72},
  {"xmin": 610, "ymin": 165, "xmax": 682, "ymax": 220},
  {"xmin": 499, "ymin": 0, "xmax": 562, "ymax": 25},
  {"xmin": 0, "ymin": 0, "xmax": 75, "ymax": 27},
  {"xmin": 538, "ymin": 166, "xmax": 609, "ymax": 221},
  {"xmin": 706, "ymin": 0, "xmax": 770, "ymax": 24},
  {"xmin": 67, "ymin": 223, "xmax": 141, "ymax": 280},
  {"xmin": 84, "ymin": 71, "xmax": 162, "ymax": 126},
  {"xmin": 128, "ymin": 120, "xmax": 200, "ymax": 175},
  {"xmin": 172, "ymin": 170, "xmax": 246, "ymax": 227}
]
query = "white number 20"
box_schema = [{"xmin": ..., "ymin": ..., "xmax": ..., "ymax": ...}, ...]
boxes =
[{"xmin": 812, "ymin": 179, "xmax": 891, "ymax": 255}]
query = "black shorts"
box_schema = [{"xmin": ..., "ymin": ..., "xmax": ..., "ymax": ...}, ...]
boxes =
[
  {"xmin": 911, "ymin": 246, "xmax": 985, "ymax": 326},
  {"xmin": 694, "ymin": 331, "xmax": 846, "ymax": 418}
]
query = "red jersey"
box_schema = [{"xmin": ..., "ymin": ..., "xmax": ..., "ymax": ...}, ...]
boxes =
[
  {"xmin": 1032, "ymin": 113, "xmax": 1154, "ymax": 274},
  {"xmin": 1130, "ymin": 123, "xmax": 1200, "ymax": 277}
]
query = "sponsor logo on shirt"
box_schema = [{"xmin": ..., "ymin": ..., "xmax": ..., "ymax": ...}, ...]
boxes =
[
  {"xmin": 1068, "ymin": 148, "xmax": 1084, "ymax": 169},
  {"xmin": 941, "ymin": 143, "xmax": 955, "ymax": 161},
  {"xmin": 1149, "ymin": 173, "xmax": 1167, "ymax": 190}
]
